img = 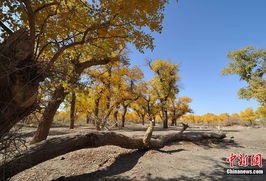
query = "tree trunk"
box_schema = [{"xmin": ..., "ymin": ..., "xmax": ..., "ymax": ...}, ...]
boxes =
[
  {"xmin": 0, "ymin": 29, "xmax": 43, "ymax": 139},
  {"xmin": 113, "ymin": 111, "xmax": 119, "ymax": 127},
  {"xmin": 0, "ymin": 123, "xmax": 226, "ymax": 180},
  {"xmin": 86, "ymin": 113, "xmax": 92, "ymax": 124},
  {"xmin": 94, "ymin": 98, "xmax": 100, "ymax": 118},
  {"xmin": 141, "ymin": 116, "xmax": 145, "ymax": 125},
  {"xmin": 171, "ymin": 118, "xmax": 177, "ymax": 126},
  {"xmin": 0, "ymin": 28, "xmax": 113, "ymax": 140},
  {"xmin": 159, "ymin": 98, "xmax": 169, "ymax": 129},
  {"xmin": 86, "ymin": 114, "xmax": 89, "ymax": 124},
  {"xmin": 248, "ymin": 119, "xmax": 254, "ymax": 127},
  {"xmin": 152, "ymin": 116, "xmax": 156, "ymax": 126},
  {"xmin": 121, "ymin": 105, "xmax": 128, "ymax": 128},
  {"xmin": 136, "ymin": 112, "xmax": 146, "ymax": 126},
  {"xmin": 163, "ymin": 110, "xmax": 168, "ymax": 129},
  {"xmin": 31, "ymin": 86, "xmax": 67, "ymax": 144},
  {"xmin": 31, "ymin": 57, "xmax": 113, "ymax": 141},
  {"xmin": 69, "ymin": 92, "xmax": 76, "ymax": 129},
  {"xmin": 94, "ymin": 97, "xmax": 101, "ymax": 130}
]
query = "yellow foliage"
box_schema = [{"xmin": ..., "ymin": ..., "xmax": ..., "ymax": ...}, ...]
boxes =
[
  {"xmin": 126, "ymin": 112, "xmax": 140, "ymax": 123},
  {"xmin": 256, "ymin": 106, "xmax": 266, "ymax": 119},
  {"xmin": 239, "ymin": 108, "xmax": 257, "ymax": 125},
  {"xmin": 231, "ymin": 113, "xmax": 240, "ymax": 119},
  {"xmin": 55, "ymin": 111, "xmax": 69, "ymax": 122}
]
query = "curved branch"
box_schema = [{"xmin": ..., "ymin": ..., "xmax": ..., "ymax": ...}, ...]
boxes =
[
  {"xmin": 0, "ymin": 124, "xmax": 225, "ymax": 180},
  {"xmin": 20, "ymin": 0, "xmax": 35, "ymax": 55}
]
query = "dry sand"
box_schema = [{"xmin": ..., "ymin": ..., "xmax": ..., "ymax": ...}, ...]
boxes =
[{"xmin": 9, "ymin": 125, "xmax": 266, "ymax": 181}]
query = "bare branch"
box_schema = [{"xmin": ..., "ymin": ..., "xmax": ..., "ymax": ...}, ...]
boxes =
[
  {"xmin": 49, "ymin": 21, "xmax": 112, "ymax": 64},
  {"xmin": 143, "ymin": 121, "xmax": 154, "ymax": 147},
  {"xmin": 0, "ymin": 124, "xmax": 226, "ymax": 180},
  {"xmin": 34, "ymin": 4, "xmax": 60, "ymax": 59}
]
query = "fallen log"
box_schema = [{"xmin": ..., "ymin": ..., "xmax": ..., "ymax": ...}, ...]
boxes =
[{"xmin": 0, "ymin": 123, "xmax": 226, "ymax": 180}]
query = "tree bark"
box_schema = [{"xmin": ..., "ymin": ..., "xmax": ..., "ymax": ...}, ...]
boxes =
[
  {"xmin": 69, "ymin": 92, "xmax": 76, "ymax": 129},
  {"xmin": 152, "ymin": 116, "xmax": 156, "ymax": 126},
  {"xmin": 121, "ymin": 104, "xmax": 128, "ymax": 128},
  {"xmin": 162, "ymin": 110, "xmax": 168, "ymax": 129},
  {"xmin": 0, "ymin": 123, "xmax": 226, "ymax": 180},
  {"xmin": 94, "ymin": 97, "xmax": 101, "ymax": 130},
  {"xmin": 0, "ymin": 29, "xmax": 43, "ymax": 139},
  {"xmin": 31, "ymin": 86, "xmax": 67, "ymax": 143},
  {"xmin": 171, "ymin": 118, "xmax": 177, "ymax": 126},
  {"xmin": 0, "ymin": 23, "xmax": 114, "ymax": 139},
  {"xmin": 113, "ymin": 110, "xmax": 119, "ymax": 127},
  {"xmin": 94, "ymin": 97, "xmax": 100, "ymax": 118},
  {"xmin": 141, "ymin": 116, "xmax": 145, "ymax": 125},
  {"xmin": 31, "ymin": 58, "xmax": 113, "ymax": 143},
  {"xmin": 86, "ymin": 113, "xmax": 92, "ymax": 124}
]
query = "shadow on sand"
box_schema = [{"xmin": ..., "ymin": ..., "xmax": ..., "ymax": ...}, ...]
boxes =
[
  {"xmin": 55, "ymin": 157, "xmax": 266, "ymax": 181},
  {"xmin": 51, "ymin": 137, "xmax": 257, "ymax": 181},
  {"xmin": 53, "ymin": 150, "xmax": 147, "ymax": 181}
]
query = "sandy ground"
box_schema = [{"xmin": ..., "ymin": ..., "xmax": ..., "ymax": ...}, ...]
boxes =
[{"xmin": 8, "ymin": 125, "xmax": 266, "ymax": 181}]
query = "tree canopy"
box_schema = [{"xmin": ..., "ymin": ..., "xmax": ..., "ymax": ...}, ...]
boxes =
[{"xmin": 221, "ymin": 46, "xmax": 266, "ymax": 106}]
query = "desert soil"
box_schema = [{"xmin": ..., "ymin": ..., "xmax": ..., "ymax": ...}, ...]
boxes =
[{"xmin": 9, "ymin": 125, "xmax": 266, "ymax": 181}]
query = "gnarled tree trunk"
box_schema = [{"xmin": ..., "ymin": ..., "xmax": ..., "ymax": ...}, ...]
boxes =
[
  {"xmin": 0, "ymin": 29, "xmax": 42, "ymax": 138},
  {"xmin": 31, "ymin": 86, "xmax": 67, "ymax": 143},
  {"xmin": 0, "ymin": 123, "xmax": 226, "ymax": 180},
  {"xmin": 31, "ymin": 58, "xmax": 113, "ymax": 143}
]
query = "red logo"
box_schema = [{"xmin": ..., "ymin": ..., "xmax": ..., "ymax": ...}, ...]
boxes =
[
  {"xmin": 251, "ymin": 154, "xmax": 263, "ymax": 168},
  {"xmin": 238, "ymin": 154, "xmax": 249, "ymax": 167},
  {"xmin": 226, "ymin": 153, "xmax": 263, "ymax": 168},
  {"xmin": 226, "ymin": 153, "xmax": 237, "ymax": 167}
]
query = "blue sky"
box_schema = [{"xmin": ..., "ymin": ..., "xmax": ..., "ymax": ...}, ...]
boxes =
[{"xmin": 128, "ymin": 0, "xmax": 266, "ymax": 115}]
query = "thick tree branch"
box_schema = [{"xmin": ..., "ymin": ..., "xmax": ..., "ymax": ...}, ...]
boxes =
[
  {"xmin": 34, "ymin": 5, "xmax": 60, "ymax": 59},
  {"xmin": 20, "ymin": 0, "xmax": 35, "ymax": 54},
  {"xmin": 143, "ymin": 121, "xmax": 154, "ymax": 146},
  {"xmin": 50, "ymin": 41, "xmax": 86, "ymax": 64},
  {"xmin": 49, "ymin": 21, "xmax": 112, "ymax": 64},
  {"xmin": 0, "ymin": 124, "xmax": 226, "ymax": 180},
  {"xmin": 76, "ymin": 58, "xmax": 112, "ymax": 74}
]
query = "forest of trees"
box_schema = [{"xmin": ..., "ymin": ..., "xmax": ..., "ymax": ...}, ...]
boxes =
[
  {"xmin": 47, "ymin": 59, "xmax": 193, "ymax": 130},
  {"xmin": 0, "ymin": 0, "xmax": 198, "ymax": 179},
  {"xmin": 0, "ymin": 0, "xmax": 265, "ymax": 180},
  {"xmin": 0, "ymin": 0, "xmax": 170, "ymax": 139}
]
